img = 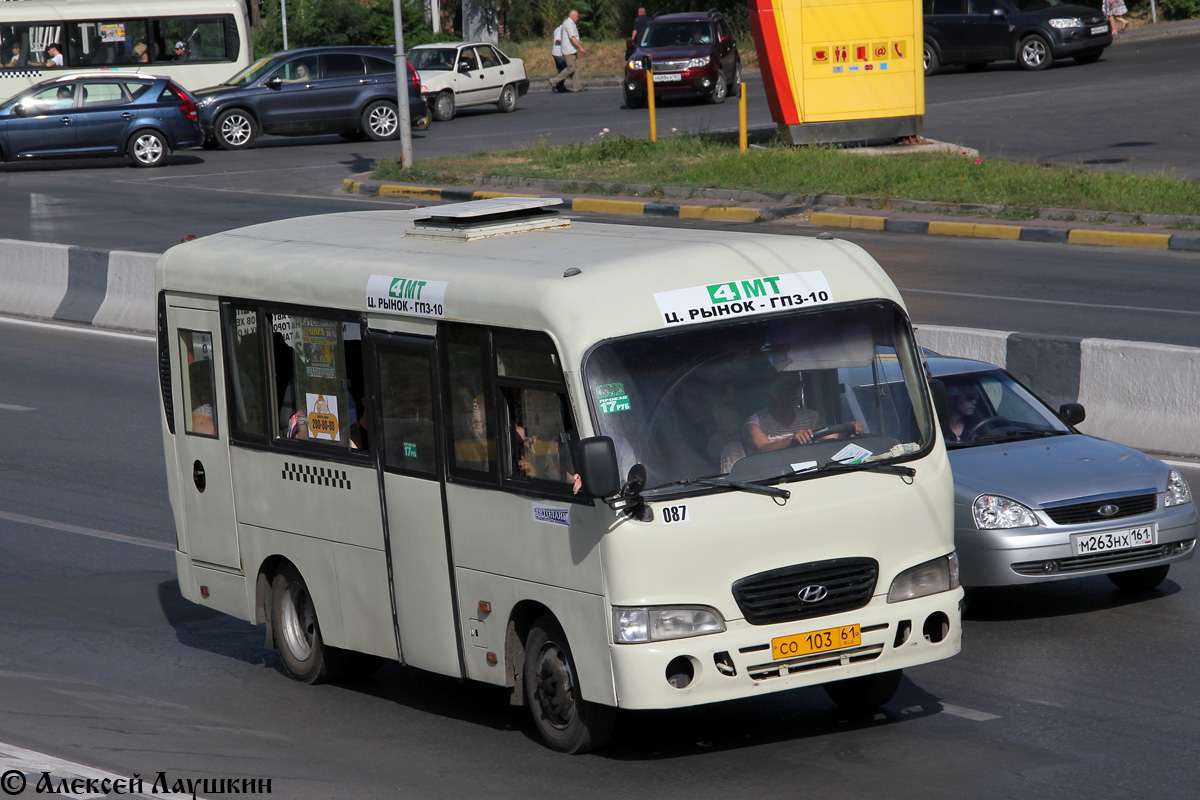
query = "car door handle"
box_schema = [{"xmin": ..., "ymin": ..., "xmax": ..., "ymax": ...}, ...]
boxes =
[
  {"xmin": 121, "ymin": 112, "xmax": 133, "ymax": 119},
  {"xmin": 305, "ymin": 83, "xmax": 318, "ymax": 89},
  {"xmin": 61, "ymin": 116, "xmax": 72, "ymax": 125},
  {"xmin": 359, "ymin": 78, "xmax": 377, "ymax": 84}
]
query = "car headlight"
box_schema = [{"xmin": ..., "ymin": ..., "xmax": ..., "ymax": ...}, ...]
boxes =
[
  {"xmin": 973, "ymin": 494, "xmax": 1039, "ymax": 529},
  {"xmin": 887, "ymin": 553, "xmax": 960, "ymax": 603},
  {"xmin": 687, "ymin": 56, "xmax": 710, "ymax": 68},
  {"xmin": 613, "ymin": 605, "xmax": 725, "ymax": 643},
  {"xmin": 1049, "ymin": 18, "xmax": 1083, "ymax": 29},
  {"xmin": 1165, "ymin": 469, "xmax": 1193, "ymax": 507},
  {"xmin": 626, "ymin": 60, "xmax": 641, "ymax": 71}
]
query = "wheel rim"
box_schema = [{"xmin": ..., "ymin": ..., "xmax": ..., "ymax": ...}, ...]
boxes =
[
  {"xmin": 735, "ymin": 64, "xmax": 741, "ymax": 85},
  {"xmin": 533, "ymin": 641, "xmax": 577, "ymax": 731},
  {"xmin": 437, "ymin": 95, "xmax": 452, "ymax": 117},
  {"xmin": 924, "ymin": 47, "xmax": 931, "ymax": 71},
  {"xmin": 1023, "ymin": 41, "xmax": 1045, "ymax": 66},
  {"xmin": 220, "ymin": 114, "xmax": 252, "ymax": 145},
  {"xmin": 715, "ymin": 76, "xmax": 725, "ymax": 99},
  {"xmin": 133, "ymin": 134, "xmax": 162, "ymax": 164},
  {"xmin": 502, "ymin": 87, "xmax": 514, "ymax": 108},
  {"xmin": 369, "ymin": 105, "xmax": 397, "ymax": 137},
  {"xmin": 280, "ymin": 581, "xmax": 316, "ymax": 662}
]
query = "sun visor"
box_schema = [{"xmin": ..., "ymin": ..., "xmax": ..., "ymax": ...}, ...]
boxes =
[{"xmin": 770, "ymin": 322, "xmax": 875, "ymax": 371}]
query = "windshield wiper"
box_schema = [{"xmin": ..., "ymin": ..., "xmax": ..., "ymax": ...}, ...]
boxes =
[
  {"xmin": 647, "ymin": 475, "xmax": 791, "ymax": 500},
  {"xmin": 795, "ymin": 460, "xmax": 917, "ymax": 482},
  {"xmin": 972, "ymin": 429, "xmax": 1066, "ymax": 444}
]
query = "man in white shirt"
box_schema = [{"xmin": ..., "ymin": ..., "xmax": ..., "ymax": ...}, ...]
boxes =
[
  {"xmin": 548, "ymin": 10, "xmax": 586, "ymax": 93},
  {"xmin": 43, "ymin": 43, "xmax": 64, "ymax": 68},
  {"xmin": 550, "ymin": 24, "xmax": 566, "ymax": 92}
]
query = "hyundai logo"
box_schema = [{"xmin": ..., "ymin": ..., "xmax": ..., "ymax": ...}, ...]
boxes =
[
  {"xmin": 797, "ymin": 585, "xmax": 828, "ymax": 603},
  {"xmin": 1097, "ymin": 504, "xmax": 1120, "ymax": 517}
]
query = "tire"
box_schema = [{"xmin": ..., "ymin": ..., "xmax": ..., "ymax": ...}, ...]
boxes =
[
  {"xmin": 1108, "ymin": 564, "xmax": 1170, "ymax": 591},
  {"xmin": 271, "ymin": 564, "xmax": 346, "ymax": 684},
  {"xmin": 729, "ymin": 61, "xmax": 742, "ymax": 98},
  {"xmin": 623, "ymin": 88, "xmax": 645, "ymax": 109},
  {"xmin": 923, "ymin": 41, "xmax": 939, "ymax": 76},
  {"xmin": 1074, "ymin": 48, "xmax": 1104, "ymax": 64},
  {"xmin": 411, "ymin": 111, "xmax": 431, "ymax": 131},
  {"xmin": 823, "ymin": 669, "xmax": 903, "ymax": 711},
  {"xmin": 706, "ymin": 71, "xmax": 727, "ymax": 105},
  {"xmin": 496, "ymin": 83, "xmax": 517, "ymax": 113},
  {"xmin": 432, "ymin": 91, "xmax": 455, "ymax": 122},
  {"xmin": 361, "ymin": 100, "xmax": 399, "ymax": 141},
  {"xmin": 524, "ymin": 615, "xmax": 616, "ymax": 753},
  {"xmin": 126, "ymin": 129, "xmax": 168, "ymax": 167},
  {"xmin": 1018, "ymin": 35, "xmax": 1053, "ymax": 71},
  {"xmin": 215, "ymin": 108, "xmax": 257, "ymax": 150}
]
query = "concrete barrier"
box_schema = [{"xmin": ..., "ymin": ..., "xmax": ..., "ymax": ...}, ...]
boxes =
[{"xmin": 1, "ymin": 238, "xmax": 1196, "ymax": 457}]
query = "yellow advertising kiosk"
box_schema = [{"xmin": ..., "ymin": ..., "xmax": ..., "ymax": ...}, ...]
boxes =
[{"xmin": 748, "ymin": 0, "xmax": 923, "ymax": 145}]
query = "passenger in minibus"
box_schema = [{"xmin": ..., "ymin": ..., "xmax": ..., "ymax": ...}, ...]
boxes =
[{"xmin": 743, "ymin": 372, "xmax": 861, "ymax": 454}]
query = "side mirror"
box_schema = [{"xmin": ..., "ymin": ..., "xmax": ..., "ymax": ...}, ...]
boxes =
[
  {"xmin": 265, "ymin": 76, "xmax": 283, "ymax": 89},
  {"xmin": 575, "ymin": 436, "xmax": 621, "ymax": 499},
  {"xmin": 13, "ymin": 103, "xmax": 27, "ymax": 117},
  {"xmin": 458, "ymin": 61, "xmax": 472, "ymax": 73},
  {"xmin": 991, "ymin": 8, "xmax": 1007, "ymax": 17},
  {"xmin": 1059, "ymin": 403, "xmax": 1086, "ymax": 426}
]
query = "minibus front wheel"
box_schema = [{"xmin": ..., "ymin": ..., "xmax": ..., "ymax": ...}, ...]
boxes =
[
  {"xmin": 271, "ymin": 564, "xmax": 346, "ymax": 684},
  {"xmin": 823, "ymin": 669, "xmax": 903, "ymax": 711},
  {"xmin": 524, "ymin": 615, "xmax": 616, "ymax": 753}
]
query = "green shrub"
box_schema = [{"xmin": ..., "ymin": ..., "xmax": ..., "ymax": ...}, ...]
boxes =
[{"xmin": 1155, "ymin": 0, "xmax": 1200, "ymax": 20}]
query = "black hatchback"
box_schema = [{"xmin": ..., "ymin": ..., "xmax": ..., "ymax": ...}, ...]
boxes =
[
  {"xmin": 924, "ymin": 0, "xmax": 1113, "ymax": 74},
  {"xmin": 192, "ymin": 46, "xmax": 429, "ymax": 149}
]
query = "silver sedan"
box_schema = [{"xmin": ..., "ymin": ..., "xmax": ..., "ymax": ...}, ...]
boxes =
[{"xmin": 927, "ymin": 356, "xmax": 1197, "ymax": 590}]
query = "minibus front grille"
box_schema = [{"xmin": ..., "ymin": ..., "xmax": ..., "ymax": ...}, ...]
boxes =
[
  {"xmin": 747, "ymin": 643, "xmax": 884, "ymax": 680},
  {"xmin": 732, "ymin": 558, "xmax": 878, "ymax": 625}
]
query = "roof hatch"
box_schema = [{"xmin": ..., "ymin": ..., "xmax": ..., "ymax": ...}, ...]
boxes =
[{"xmin": 407, "ymin": 197, "xmax": 569, "ymax": 241}]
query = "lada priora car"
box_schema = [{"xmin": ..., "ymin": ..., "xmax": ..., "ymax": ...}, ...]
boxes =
[
  {"xmin": 0, "ymin": 72, "xmax": 200, "ymax": 167},
  {"xmin": 407, "ymin": 42, "xmax": 529, "ymax": 121},
  {"xmin": 925, "ymin": 356, "xmax": 1196, "ymax": 589},
  {"xmin": 623, "ymin": 10, "xmax": 740, "ymax": 108}
]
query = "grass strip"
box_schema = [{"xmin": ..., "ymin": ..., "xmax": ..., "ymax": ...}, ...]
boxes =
[{"xmin": 374, "ymin": 135, "xmax": 1200, "ymax": 221}]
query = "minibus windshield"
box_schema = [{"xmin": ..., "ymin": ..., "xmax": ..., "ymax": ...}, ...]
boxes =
[{"xmin": 584, "ymin": 302, "xmax": 934, "ymax": 494}]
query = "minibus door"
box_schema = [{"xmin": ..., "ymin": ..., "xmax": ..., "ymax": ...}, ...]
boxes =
[
  {"xmin": 372, "ymin": 334, "xmax": 462, "ymax": 677},
  {"xmin": 170, "ymin": 306, "xmax": 240, "ymax": 569}
]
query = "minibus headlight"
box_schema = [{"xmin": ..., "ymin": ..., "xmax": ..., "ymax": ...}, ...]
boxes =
[
  {"xmin": 973, "ymin": 494, "xmax": 1039, "ymax": 529},
  {"xmin": 613, "ymin": 606, "xmax": 725, "ymax": 643},
  {"xmin": 1165, "ymin": 469, "xmax": 1192, "ymax": 507},
  {"xmin": 887, "ymin": 553, "xmax": 960, "ymax": 603}
]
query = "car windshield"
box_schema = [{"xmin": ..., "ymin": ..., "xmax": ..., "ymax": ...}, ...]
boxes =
[
  {"xmin": 223, "ymin": 55, "xmax": 285, "ymax": 85},
  {"xmin": 1009, "ymin": 0, "xmax": 1075, "ymax": 10},
  {"xmin": 935, "ymin": 367, "xmax": 1071, "ymax": 447},
  {"xmin": 641, "ymin": 21, "xmax": 714, "ymax": 48},
  {"xmin": 408, "ymin": 47, "xmax": 458, "ymax": 71},
  {"xmin": 584, "ymin": 302, "xmax": 935, "ymax": 495}
]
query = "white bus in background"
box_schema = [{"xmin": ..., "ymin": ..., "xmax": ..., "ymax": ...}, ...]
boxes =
[
  {"xmin": 157, "ymin": 198, "xmax": 963, "ymax": 753},
  {"xmin": 0, "ymin": 0, "xmax": 250, "ymax": 94}
]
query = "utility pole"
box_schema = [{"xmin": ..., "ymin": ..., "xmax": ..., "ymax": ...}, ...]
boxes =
[
  {"xmin": 393, "ymin": 0, "xmax": 413, "ymax": 169},
  {"xmin": 281, "ymin": 0, "xmax": 289, "ymax": 50}
]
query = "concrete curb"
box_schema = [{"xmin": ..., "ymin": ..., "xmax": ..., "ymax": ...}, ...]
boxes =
[{"xmin": 343, "ymin": 179, "xmax": 1200, "ymax": 252}]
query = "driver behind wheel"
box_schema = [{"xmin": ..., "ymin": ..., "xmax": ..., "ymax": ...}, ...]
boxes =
[
  {"xmin": 743, "ymin": 372, "xmax": 862, "ymax": 454},
  {"xmin": 943, "ymin": 381, "xmax": 984, "ymax": 443}
]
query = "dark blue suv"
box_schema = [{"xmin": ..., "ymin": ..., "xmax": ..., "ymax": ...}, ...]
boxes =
[
  {"xmin": 0, "ymin": 72, "xmax": 200, "ymax": 167},
  {"xmin": 192, "ymin": 46, "xmax": 428, "ymax": 150}
]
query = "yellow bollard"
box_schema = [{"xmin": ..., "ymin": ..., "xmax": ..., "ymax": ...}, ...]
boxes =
[
  {"xmin": 738, "ymin": 80, "xmax": 748, "ymax": 154},
  {"xmin": 647, "ymin": 62, "xmax": 657, "ymax": 143}
]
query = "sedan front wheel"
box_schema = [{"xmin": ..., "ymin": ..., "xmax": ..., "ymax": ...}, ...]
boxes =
[
  {"xmin": 1018, "ymin": 35, "xmax": 1053, "ymax": 71},
  {"xmin": 215, "ymin": 109, "xmax": 257, "ymax": 150}
]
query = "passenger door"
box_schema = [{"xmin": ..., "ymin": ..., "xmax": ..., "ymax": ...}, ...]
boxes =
[
  {"xmin": 170, "ymin": 306, "xmax": 240, "ymax": 569},
  {"xmin": 72, "ymin": 80, "xmax": 135, "ymax": 155},
  {"xmin": 373, "ymin": 333, "xmax": 461, "ymax": 677},
  {"xmin": 925, "ymin": 0, "xmax": 971, "ymax": 60},
  {"xmin": 470, "ymin": 45, "xmax": 505, "ymax": 103},
  {"xmin": 4, "ymin": 82, "xmax": 80, "ymax": 156},
  {"xmin": 256, "ymin": 55, "xmax": 322, "ymax": 134},
  {"xmin": 451, "ymin": 46, "xmax": 487, "ymax": 107},
  {"xmin": 964, "ymin": 0, "xmax": 1013, "ymax": 59},
  {"xmin": 317, "ymin": 52, "xmax": 370, "ymax": 132}
]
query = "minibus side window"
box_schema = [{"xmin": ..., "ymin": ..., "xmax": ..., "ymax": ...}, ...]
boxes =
[
  {"xmin": 378, "ymin": 348, "xmax": 437, "ymax": 476},
  {"xmin": 224, "ymin": 304, "xmax": 266, "ymax": 438},
  {"xmin": 178, "ymin": 329, "xmax": 217, "ymax": 437},
  {"xmin": 444, "ymin": 327, "xmax": 496, "ymax": 475},
  {"xmin": 495, "ymin": 333, "xmax": 577, "ymax": 489}
]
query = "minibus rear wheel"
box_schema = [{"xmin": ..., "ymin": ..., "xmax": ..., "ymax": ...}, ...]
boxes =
[
  {"xmin": 524, "ymin": 615, "xmax": 616, "ymax": 753},
  {"xmin": 271, "ymin": 564, "xmax": 346, "ymax": 684},
  {"xmin": 823, "ymin": 669, "xmax": 903, "ymax": 711}
]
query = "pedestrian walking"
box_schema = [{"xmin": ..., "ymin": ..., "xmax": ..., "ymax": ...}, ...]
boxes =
[
  {"xmin": 548, "ymin": 10, "xmax": 587, "ymax": 93},
  {"xmin": 1102, "ymin": 0, "xmax": 1129, "ymax": 34},
  {"xmin": 626, "ymin": 7, "xmax": 649, "ymax": 59},
  {"xmin": 550, "ymin": 23, "xmax": 567, "ymax": 92}
]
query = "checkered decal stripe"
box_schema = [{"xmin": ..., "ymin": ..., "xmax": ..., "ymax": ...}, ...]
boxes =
[
  {"xmin": 281, "ymin": 461, "xmax": 351, "ymax": 490},
  {"xmin": 4, "ymin": 69, "xmax": 43, "ymax": 78}
]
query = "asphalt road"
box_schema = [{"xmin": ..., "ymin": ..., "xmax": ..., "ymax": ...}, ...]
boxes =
[{"xmin": 1, "ymin": 318, "xmax": 1198, "ymax": 799}]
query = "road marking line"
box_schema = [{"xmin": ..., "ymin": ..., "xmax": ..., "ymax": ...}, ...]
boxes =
[
  {"xmin": 0, "ymin": 403, "xmax": 34, "ymax": 411},
  {"xmin": 0, "ymin": 740, "xmax": 199, "ymax": 799},
  {"xmin": 901, "ymin": 288, "xmax": 1200, "ymax": 318},
  {"xmin": 0, "ymin": 315, "xmax": 153, "ymax": 341},
  {"xmin": 0, "ymin": 510, "xmax": 173, "ymax": 551},
  {"xmin": 940, "ymin": 703, "xmax": 1002, "ymax": 721}
]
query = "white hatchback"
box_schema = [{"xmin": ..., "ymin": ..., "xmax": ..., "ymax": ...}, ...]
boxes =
[{"xmin": 408, "ymin": 42, "xmax": 528, "ymax": 121}]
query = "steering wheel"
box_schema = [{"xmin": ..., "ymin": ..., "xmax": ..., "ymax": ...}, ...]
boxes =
[
  {"xmin": 798, "ymin": 422, "xmax": 858, "ymax": 443},
  {"xmin": 963, "ymin": 416, "xmax": 1010, "ymax": 441}
]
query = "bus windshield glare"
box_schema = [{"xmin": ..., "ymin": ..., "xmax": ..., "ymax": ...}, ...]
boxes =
[{"xmin": 584, "ymin": 302, "xmax": 934, "ymax": 493}]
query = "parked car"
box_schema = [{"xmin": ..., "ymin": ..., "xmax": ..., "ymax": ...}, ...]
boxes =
[
  {"xmin": 920, "ymin": 356, "xmax": 1196, "ymax": 589},
  {"xmin": 407, "ymin": 42, "xmax": 529, "ymax": 122},
  {"xmin": 924, "ymin": 0, "xmax": 1113, "ymax": 74},
  {"xmin": 192, "ymin": 46, "xmax": 429, "ymax": 150},
  {"xmin": 623, "ymin": 10, "xmax": 740, "ymax": 108},
  {"xmin": 0, "ymin": 72, "xmax": 200, "ymax": 167}
]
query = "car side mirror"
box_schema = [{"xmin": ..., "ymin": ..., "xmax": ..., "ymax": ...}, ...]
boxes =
[
  {"xmin": 991, "ymin": 8, "xmax": 1007, "ymax": 17},
  {"xmin": 13, "ymin": 103, "xmax": 27, "ymax": 117},
  {"xmin": 265, "ymin": 76, "xmax": 283, "ymax": 89},
  {"xmin": 720, "ymin": 34, "xmax": 733, "ymax": 46},
  {"xmin": 458, "ymin": 61, "xmax": 472, "ymax": 73},
  {"xmin": 1059, "ymin": 403, "xmax": 1086, "ymax": 425},
  {"xmin": 575, "ymin": 436, "xmax": 621, "ymax": 499}
]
